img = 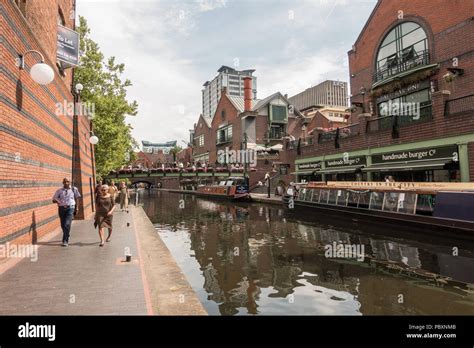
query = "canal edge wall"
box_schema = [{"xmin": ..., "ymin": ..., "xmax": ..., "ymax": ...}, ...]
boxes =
[
  {"xmin": 132, "ymin": 206, "xmax": 208, "ymax": 315},
  {"xmin": 155, "ymin": 188, "xmax": 285, "ymax": 206}
]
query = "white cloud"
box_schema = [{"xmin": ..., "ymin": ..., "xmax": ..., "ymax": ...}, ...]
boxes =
[{"xmin": 197, "ymin": 0, "xmax": 227, "ymax": 12}]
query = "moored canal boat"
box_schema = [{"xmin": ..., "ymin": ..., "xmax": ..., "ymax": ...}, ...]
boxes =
[
  {"xmin": 196, "ymin": 177, "xmax": 250, "ymax": 200},
  {"xmin": 285, "ymin": 181, "xmax": 474, "ymax": 234}
]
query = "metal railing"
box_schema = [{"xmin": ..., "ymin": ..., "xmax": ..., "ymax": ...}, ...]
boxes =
[
  {"xmin": 373, "ymin": 49, "xmax": 429, "ymax": 82},
  {"xmin": 445, "ymin": 94, "xmax": 474, "ymax": 117}
]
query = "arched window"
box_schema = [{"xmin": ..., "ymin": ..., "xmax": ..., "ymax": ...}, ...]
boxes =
[{"xmin": 375, "ymin": 22, "xmax": 429, "ymax": 82}]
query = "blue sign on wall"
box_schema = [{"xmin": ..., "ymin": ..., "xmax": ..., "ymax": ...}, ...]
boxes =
[{"xmin": 57, "ymin": 25, "xmax": 79, "ymax": 67}]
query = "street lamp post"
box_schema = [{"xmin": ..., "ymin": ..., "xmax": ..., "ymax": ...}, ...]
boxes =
[
  {"xmin": 243, "ymin": 132, "xmax": 248, "ymax": 188},
  {"xmin": 71, "ymin": 83, "xmax": 83, "ymax": 196}
]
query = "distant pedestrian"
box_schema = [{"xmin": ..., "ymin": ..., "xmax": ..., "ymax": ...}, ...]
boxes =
[
  {"xmin": 118, "ymin": 181, "xmax": 130, "ymax": 212},
  {"xmin": 265, "ymin": 172, "xmax": 271, "ymax": 198},
  {"xmin": 108, "ymin": 181, "xmax": 118, "ymax": 203},
  {"xmin": 52, "ymin": 178, "xmax": 81, "ymax": 247},
  {"xmin": 94, "ymin": 184, "xmax": 116, "ymax": 246}
]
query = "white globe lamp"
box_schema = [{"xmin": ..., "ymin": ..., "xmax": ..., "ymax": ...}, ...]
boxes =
[{"xmin": 30, "ymin": 62, "xmax": 55, "ymax": 85}]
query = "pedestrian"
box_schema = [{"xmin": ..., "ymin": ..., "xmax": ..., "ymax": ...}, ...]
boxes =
[
  {"xmin": 108, "ymin": 181, "xmax": 118, "ymax": 203},
  {"xmin": 94, "ymin": 184, "xmax": 116, "ymax": 246},
  {"xmin": 52, "ymin": 178, "xmax": 81, "ymax": 247},
  {"xmin": 118, "ymin": 181, "xmax": 130, "ymax": 212},
  {"xmin": 264, "ymin": 172, "xmax": 271, "ymax": 198}
]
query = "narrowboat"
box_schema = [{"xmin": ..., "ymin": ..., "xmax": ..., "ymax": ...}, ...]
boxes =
[
  {"xmin": 284, "ymin": 181, "xmax": 474, "ymax": 234},
  {"xmin": 196, "ymin": 177, "xmax": 250, "ymax": 200}
]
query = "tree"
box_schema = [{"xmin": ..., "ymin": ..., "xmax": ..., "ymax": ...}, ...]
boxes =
[
  {"xmin": 74, "ymin": 16, "xmax": 138, "ymax": 177},
  {"xmin": 169, "ymin": 146, "xmax": 183, "ymax": 162}
]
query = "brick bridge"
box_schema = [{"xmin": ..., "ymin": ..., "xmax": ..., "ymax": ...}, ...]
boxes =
[{"xmin": 104, "ymin": 169, "xmax": 245, "ymax": 189}]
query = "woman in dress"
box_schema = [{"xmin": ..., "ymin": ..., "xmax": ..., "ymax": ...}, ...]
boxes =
[
  {"xmin": 94, "ymin": 184, "xmax": 116, "ymax": 246},
  {"xmin": 118, "ymin": 181, "xmax": 129, "ymax": 212}
]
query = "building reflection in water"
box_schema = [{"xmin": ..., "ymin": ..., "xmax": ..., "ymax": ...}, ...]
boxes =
[{"xmin": 141, "ymin": 191, "xmax": 474, "ymax": 315}]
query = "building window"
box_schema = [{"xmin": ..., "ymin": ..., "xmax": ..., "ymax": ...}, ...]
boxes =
[
  {"xmin": 269, "ymin": 125, "xmax": 286, "ymax": 139},
  {"xmin": 270, "ymin": 105, "xmax": 288, "ymax": 123},
  {"xmin": 14, "ymin": 0, "xmax": 27, "ymax": 17},
  {"xmin": 195, "ymin": 135, "xmax": 204, "ymax": 147},
  {"xmin": 375, "ymin": 22, "xmax": 429, "ymax": 82},
  {"xmin": 377, "ymin": 88, "xmax": 432, "ymax": 127},
  {"xmin": 58, "ymin": 7, "xmax": 66, "ymax": 25},
  {"xmin": 216, "ymin": 125, "xmax": 232, "ymax": 144},
  {"xmin": 221, "ymin": 110, "xmax": 226, "ymax": 119}
]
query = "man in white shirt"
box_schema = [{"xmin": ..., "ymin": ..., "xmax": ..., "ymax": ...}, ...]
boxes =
[{"xmin": 52, "ymin": 178, "xmax": 81, "ymax": 246}]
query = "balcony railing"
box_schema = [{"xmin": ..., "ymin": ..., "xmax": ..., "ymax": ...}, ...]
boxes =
[
  {"xmin": 373, "ymin": 49, "xmax": 429, "ymax": 83},
  {"xmin": 445, "ymin": 94, "xmax": 474, "ymax": 117}
]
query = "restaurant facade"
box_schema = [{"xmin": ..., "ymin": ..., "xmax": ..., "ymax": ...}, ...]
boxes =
[{"xmin": 294, "ymin": 0, "xmax": 474, "ymax": 183}]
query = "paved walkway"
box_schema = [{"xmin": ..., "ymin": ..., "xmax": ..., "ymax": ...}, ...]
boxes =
[
  {"xmin": 0, "ymin": 204, "xmax": 207, "ymax": 315},
  {"xmin": 0, "ymin": 206, "xmax": 150, "ymax": 315}
]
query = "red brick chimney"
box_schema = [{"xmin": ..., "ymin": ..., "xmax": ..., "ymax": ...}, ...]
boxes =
[{"xmin": 243, "ymin": 77, "xmax": 252, "ymax": 112}]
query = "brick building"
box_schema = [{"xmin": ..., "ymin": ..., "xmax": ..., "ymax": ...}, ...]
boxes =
[
  {"xmin": 293, "ymin": 0, "xmax": 474, "ymax": 183},
  {"xmin": 192, "ymin": 77, "xmax": 306, "ymax": 186},
  {"xmin": 0, "ymin": 0, "xmax": 94, "ymax": 245}
]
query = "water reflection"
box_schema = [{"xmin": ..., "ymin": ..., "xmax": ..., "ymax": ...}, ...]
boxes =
[{"xmin": 141, "ymin": 191, "xmax": 474, "ymax": 315}]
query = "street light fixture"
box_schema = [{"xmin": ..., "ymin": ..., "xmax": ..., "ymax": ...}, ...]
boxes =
[
  {"xmin": 18, "ymin": 50, "xmax": 55, "ymax": 85},
  {"xmin": 89, "ymin": 133, "xmax": 99, "ymax": 145}
]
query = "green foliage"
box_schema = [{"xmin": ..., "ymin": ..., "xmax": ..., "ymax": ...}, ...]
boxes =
[
  {"xmin": 74, "ymin": 16, "xmax": 138, "ymax": 177},
  {"xmin": 169, "ymin": 145, "xmax": 183, "ymax": 162}
]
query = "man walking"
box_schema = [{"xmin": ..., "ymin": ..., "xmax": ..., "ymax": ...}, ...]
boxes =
[
  {"xmin": 265, "ymin": 172, "xmax": 271, "ymax": 198},
  {"xmin": 52, "ymin": 178, "xmax": 81, "ymax": 246}
]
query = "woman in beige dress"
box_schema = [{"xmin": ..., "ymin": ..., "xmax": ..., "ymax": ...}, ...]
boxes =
[
  {"xmin": 94, "ymin": 184, "xmax": 116, "ymax": 246},
  {"xmin": 118, "ymin": 181, "xmax": 129, "ymax": 212}
]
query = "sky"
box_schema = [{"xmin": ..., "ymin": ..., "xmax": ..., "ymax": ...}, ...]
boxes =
[{"xmin": 76, "ymin": 0, "xmax": 377, "ymax": 147}]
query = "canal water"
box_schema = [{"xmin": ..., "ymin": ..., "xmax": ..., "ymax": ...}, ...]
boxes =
[{"xmin": 140, "ymin": 191, "xmax": 474, "ymax": 315}]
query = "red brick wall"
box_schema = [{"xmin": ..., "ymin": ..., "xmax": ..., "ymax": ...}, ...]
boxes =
[
  {"xmin": 193, "ymin": 115, "xmax": 213, "ymax": 162},
  {"xmin": 349, "ymin": 0, "xmax": 474, "ymax": 114},
  {"xmin": 292, "ymin": 0, "xmax": 474, "ymax": 174},
  {"xmin": 210, "ymin": 94, "xmax": 240, "ymax": 164},
  {"xmin": 0, "ymin": 0, "xmax": 94, "ymax": 245}
]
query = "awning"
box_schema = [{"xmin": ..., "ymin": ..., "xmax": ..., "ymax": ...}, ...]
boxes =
[
  {"xmin": 291, "ymin": 170, "xmax": 317, "ymax": 175},
  {"xmin": 247, "ymin": 143, "xmax": 267, "ymax": 151},
  {"xmin": 318, "ymin": 166, "xmax": 364, "ymax": 174},
  {"xmin": 269, "ymin": 144, "xmax": 284, "ymax": 151},
  {"xmin": 363, "ymin": 159, "xmax": 448, "ymax": 172}
]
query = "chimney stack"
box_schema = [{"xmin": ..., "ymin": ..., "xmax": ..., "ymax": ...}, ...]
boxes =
[{"xmin": 243, "ymin": 77, "xmax": 252, "ymax": 112}]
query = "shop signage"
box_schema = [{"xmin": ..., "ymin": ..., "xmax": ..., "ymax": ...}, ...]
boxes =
[
  {"xmin": 298, "ymin": 161, "xmax": 322, "ymax": 170},
  {"xmin": 376, "ymin": 80, "xmax": 430, "ymax": 103},
  {"xmin": 372, "ymin": 145, "xmax": 458, "ymax": 164},
  {"xmin": 325, "ymin": 156, "xmax": 366, "ymax": 168},
  {"xmin": 57, "ymin": 25, "xmax": 79, "ymax": 67}
]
